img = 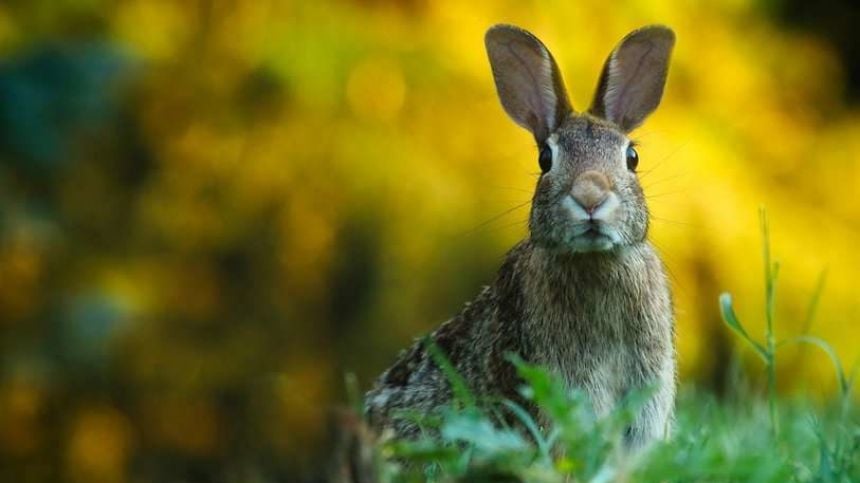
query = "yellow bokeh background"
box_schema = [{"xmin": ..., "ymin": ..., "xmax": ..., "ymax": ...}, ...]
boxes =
[{"xmin": 0, "ymin": 0, "xmax": 857, "ymax": 480}]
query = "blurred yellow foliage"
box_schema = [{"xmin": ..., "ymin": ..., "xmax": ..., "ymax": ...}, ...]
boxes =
[
  {"xmin": 0, "ymin": 0, "xmax": 857, "ymax": 479},
  {"xmin": 0, "ymin": 378, "xmax": 45, "ymax": 455},
  {"xmin": 65, "ymin": 406, "xmax": 132, "ymax": 483}
]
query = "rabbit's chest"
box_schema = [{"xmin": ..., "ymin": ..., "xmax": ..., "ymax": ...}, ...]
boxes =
[
  {"xmin": 518, "ymin": 243, "xmax": 673, "ymax": 413},
  {"xmin": 531, "ymin": 300, "xmax": 633, "ymax": 408},
  {"xmin": 523, "ymin": 276, "xmax": 656, "ymax": 414}
]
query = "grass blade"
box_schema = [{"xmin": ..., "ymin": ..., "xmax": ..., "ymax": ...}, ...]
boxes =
[
  {"xmin": 344, "ymin": 372, "xmax": 362, "ymax": 414},
  {"xmin": 801, "ymin": 269, "xmax": 828, "ymax": 334},
  {"xmin": 502, "ymin": 399, "xmax": 551, "ymax": 459},
  {"xmin": 719, "ymin": 293, "xmax": 768, "ymax": 362},
  {"xmin": 780, "ymin": 335, "xmax": 849, "ymax": 397},
  {"xmin": 425, "ymin": 338, "xmax": 477, "ymax": 409}
]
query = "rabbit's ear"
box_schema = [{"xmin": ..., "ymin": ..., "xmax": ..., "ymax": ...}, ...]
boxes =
[
  {"xmin": 589, "ymin": 26, "xmax": 675, "ymax": 132},
  {"xmin": 485, "ymin": 25, "xmax": 572, "ymax": 144}
]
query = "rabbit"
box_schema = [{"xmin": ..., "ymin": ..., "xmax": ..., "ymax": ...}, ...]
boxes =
[{"xmin": 365, "ymin": 24, "xmax": 676, "ymax": 449}]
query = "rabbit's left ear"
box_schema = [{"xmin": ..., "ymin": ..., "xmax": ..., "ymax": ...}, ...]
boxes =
[{"xmin": 590, "ymin": 26, "xmax": 675, "ymax": 132}]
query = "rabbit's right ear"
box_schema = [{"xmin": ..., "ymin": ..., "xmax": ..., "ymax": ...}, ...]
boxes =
[
  {"xmin": 589, "ymin": 26, "xmax": 675, "ymax": 132},
  {"xmin": 485, "ymin": 25, "xmax": 572, "ymax": 144}
]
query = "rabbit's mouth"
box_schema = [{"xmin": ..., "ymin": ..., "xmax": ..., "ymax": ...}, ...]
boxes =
[{"xmin": 567, "ymin": 223, "xmax": 619, "ymax": 253}]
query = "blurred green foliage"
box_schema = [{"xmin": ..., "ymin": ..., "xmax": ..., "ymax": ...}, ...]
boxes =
[{"xmin": 0, "ymin": 0, "xmax": 857, "ymax": 481}]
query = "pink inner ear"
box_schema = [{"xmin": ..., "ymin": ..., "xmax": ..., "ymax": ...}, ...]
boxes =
[
  {"xmin": 600, "ymin": 31, "xmax": 673, "ymax": 131},
  {"xmin": 513, "ymin": 41, "xmax": 556, "ymax": 127},
  {"xmin": 495, "ymin": 37, "xmax": 559, "ymax": 136},
  {"xmin": 486, "ymin": 25, "xmax": 571, "ymax": 141}
]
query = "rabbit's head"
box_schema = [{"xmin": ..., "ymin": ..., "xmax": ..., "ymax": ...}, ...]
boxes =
[{"xmin": 486, "ymin": 25, "xmax": 674, "ymax": 254}]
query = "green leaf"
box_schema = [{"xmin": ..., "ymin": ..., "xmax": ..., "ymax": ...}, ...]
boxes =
[
  {"xmin": 386, "ymin": 439, "xmax": 460, "ymax": 462},
  {"xmin": 719, "ymin": 293, "xmax": 768, "ymax": 362},
  {"xmin": 779, "ymin": 335, "xmax": 849, "ymax": 397},
  {"xmin": 502, "ymin": 399, "xmax": 552, "ymax": 459},
  {"xmin": 440, "ymin": 410, "xmax": 529, "ymax": 456},
  {"xmin": 425, "ymin": 338, "xmax": 477, "ymax": 409}
]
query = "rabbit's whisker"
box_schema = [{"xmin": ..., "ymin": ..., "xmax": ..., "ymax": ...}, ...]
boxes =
[
  {"xmin": 642, "ymin": 173, "xmax": 688, "ymax": 191},
  {"xmin": 456, "ymin": 200, "xmax": 532, "ymax": 238},
  {"xmin": 645, "ymin": 190, "xmax": 687, "ymax": 200},
  {"xmin": 490, "ymin": 185, "xmax": 534, "ymax": 194},
  {"xmin": 650, "ymin": 215, "xmax": 693, "ymax": 227},
  {"xmin": 637, "ymin": 141, "xmax": 689, "ymax": 181}
]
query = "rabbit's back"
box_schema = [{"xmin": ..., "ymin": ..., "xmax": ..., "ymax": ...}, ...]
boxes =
[{"xmin": 365, "ymin": 248, "xmax": 530, "ymax": 436}]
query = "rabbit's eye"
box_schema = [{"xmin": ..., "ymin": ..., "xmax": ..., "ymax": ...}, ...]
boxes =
[
  {"xmin": 538, "ymin": 145, "xmax": 552, "ymax": 173},
  {"xmin": 626, "ymin": 145, "xmax": 639, "ymax": 172}
]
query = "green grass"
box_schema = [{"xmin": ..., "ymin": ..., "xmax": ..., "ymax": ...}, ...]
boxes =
[
  {"xmin": 372, "ymin": 370, "xmax": 857, "ymax": 482},
  {"xmin": 364, "ymin": 210, "xmax": 859, "ymax": 482}
]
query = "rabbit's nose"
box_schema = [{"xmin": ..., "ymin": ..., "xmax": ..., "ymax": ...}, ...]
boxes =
[{"xmin": 571, "ymin": 171, "xmax": 611, "ymax": 215}]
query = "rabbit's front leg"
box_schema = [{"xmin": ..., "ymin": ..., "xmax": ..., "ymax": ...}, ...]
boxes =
[{"xmin": 623, "ymin": 359, "xmax": 675, "ymax": 449}]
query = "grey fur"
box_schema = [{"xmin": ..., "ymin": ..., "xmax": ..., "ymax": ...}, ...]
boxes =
[{"xmin": 365, "ymin": 24, "xmax": 676, "ymax": 449}]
